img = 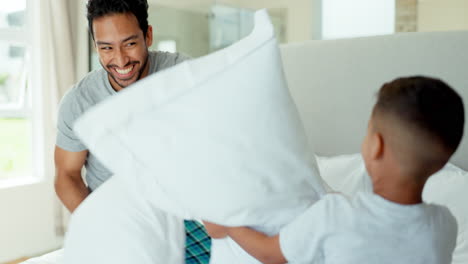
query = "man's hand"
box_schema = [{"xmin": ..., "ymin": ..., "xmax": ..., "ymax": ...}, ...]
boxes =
[{"xmin": 202, "ymin": 221, "xmax": 228, "ymax": 239}]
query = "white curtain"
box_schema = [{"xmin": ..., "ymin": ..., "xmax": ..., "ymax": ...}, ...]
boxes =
[{"xmin": 35, "ymin": 0, "xmax": 78, "ymax": 237}]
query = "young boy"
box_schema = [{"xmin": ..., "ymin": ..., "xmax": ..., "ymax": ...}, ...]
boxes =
[{"xmin": 204, "ymin": 76, "xmax": 464, "ymax": 264}]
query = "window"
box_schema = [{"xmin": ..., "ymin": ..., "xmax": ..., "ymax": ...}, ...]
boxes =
[
  {"xmin": 0, "ymin": 0, "xmax": 32, "ymax": 181},
  {"xmin": 322, "ymin": 0, "xmax": 395, "ymax": 39},
  {"xmin": 157, "ymin": 39, "xmax": 177, "ymax": 53}
]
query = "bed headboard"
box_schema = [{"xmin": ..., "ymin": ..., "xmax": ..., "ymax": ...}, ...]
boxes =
[{"xmin": 280, "ymin": 31, "xmax": 468, "ymax": 171}]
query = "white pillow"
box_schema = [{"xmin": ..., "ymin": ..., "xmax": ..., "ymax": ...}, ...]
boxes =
[
  {"xmin": 74, "ymin": 9, "xmax": 325, "ymax": 226},
  {"xmin": 317, "ymin": 153, "xmax": 468, "ymax": 264},
  {"xmin": 316, "ymin": 153, "xmax": 372, "ymax": 196},
  {"xmin": 423, "ymin": 163, "xmax": 468, "ymax": 264},
  {"xmin": 21, "ymin": 249, "xmax": 63, "ymax": 264},
  {"xmin": 64, "ymin": 176, "xmax": 185, "ymax": 264}
]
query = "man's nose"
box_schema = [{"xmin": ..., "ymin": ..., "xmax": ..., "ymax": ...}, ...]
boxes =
[{"xmin": 114, "ymin": 48, "xmax": 130, "ymax": 67}]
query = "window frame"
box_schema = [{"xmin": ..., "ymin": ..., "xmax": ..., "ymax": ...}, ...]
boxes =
[
  {"xmin": 0, "ymin": 0, "xmax": 44, "ymax": 185},
  {"xmin": 0, "ymin": 1, "xmax": 31, "ymax": 117}
]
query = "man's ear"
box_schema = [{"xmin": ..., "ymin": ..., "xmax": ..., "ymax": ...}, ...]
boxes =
[
  {"xmin": 146, "ymin": 25, "xmax": 153, "ymax": 47},
  {"xmin": 371, "ymin": 132, "xmax": 384, "ymax": 160}
]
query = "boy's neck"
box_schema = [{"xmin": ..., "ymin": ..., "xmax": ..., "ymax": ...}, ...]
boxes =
[{"xmin": 372, "ymin": 177, "xmax": 425, "ymax": 205}]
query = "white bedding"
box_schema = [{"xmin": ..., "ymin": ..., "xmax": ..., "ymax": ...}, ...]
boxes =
[
  {"xmin": 63, "ymin": 176, "xmax": 186, "ymax": 264},
  {"xmin": 22, "ymin": 154, "xmax": 468, "ymax": 264},
  {"xmin": 21, "ymin": 249, "xmax": 63, "ymax": 264}
]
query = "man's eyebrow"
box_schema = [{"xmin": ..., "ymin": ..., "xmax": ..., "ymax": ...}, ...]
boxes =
[
  {"xmin": 95, "ymin": 35, "xmax": 139, "ymax": 46},
  {"xmin": 96, "ymin": 40, "xmax": 112, "ymax": 45},
  {"xmin": 122, "ymin": 35, "xmax": 138, "ymax": 43}
]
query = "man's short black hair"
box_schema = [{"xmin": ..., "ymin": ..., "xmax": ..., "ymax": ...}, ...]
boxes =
[
  {"xmin": 375, "ymin": 76, "xmax": 465, "ymax": 154},
  {"xmin": 87, "ymin": 0, "xmax": 149, "ymax": 39}
]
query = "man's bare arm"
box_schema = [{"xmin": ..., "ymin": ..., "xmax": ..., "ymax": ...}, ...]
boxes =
[{"xmin": 54, "ymin": 146, "xmax": 89, "ymax": 212}]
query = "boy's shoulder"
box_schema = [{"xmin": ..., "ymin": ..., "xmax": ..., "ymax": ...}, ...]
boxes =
[
  {"xmin": 424, "ymin": 203, "xmax": 458, "ymax": 235},
  {"xmin": 315, "ymin": 192, "xmax": 363, "ymax": 211},
  {"xmin": 301, "ymin": 192, "xmax": 356, "ymax": 223},
  {"xmin": 416, "ymin": 203, "xmax": 458, "ymax": 260},
  {"xmin": 315, "ymin": 192, "xmax": 456, "ymax": 222},
  {"xmin": 292, "ymin": 192, "xmax": 457, "ymax": 230}
]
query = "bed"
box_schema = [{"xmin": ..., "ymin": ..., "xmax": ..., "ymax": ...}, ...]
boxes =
[{"xmin": 22, "ymin": 30, "xmax": 468, "ymax": 264}]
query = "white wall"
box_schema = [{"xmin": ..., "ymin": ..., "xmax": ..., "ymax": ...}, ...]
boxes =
[
  {"xmin": 151, "ymin": 0, "xmax": 317, "ymax": 43},
  {"xmin": 418, "ymin": 0, "xmax": 468, "ymax": 32},
  {"xmin": 222, "ymin": 0, "xmax": 315, "ymax": 42},
  {"xmin": 286, "ymin": 0, "xmax": 315, "ymax": 42},
  {"xmin": 0, "ymin": 180, "xmax": 62, "ymax": 262}
]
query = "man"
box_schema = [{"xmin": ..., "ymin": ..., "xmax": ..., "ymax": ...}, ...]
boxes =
[{"xmin": 54, "ymin": 0, "xmax": 210, "ymax": 263}]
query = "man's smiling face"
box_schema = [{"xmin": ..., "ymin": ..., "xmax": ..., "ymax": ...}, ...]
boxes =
[{"xmin": 92, "ymin": 12, "xmax": 153, "ymax": 91}]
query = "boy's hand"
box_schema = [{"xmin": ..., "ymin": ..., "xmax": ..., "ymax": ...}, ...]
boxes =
[{"xmin": 203, "ymin": 221, "xmax": 228, "ymax": 239}]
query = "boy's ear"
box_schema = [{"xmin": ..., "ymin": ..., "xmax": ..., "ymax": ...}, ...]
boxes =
[{"xmin": 370, "ymin": 132, "xmax": 384, "ymax": 160}]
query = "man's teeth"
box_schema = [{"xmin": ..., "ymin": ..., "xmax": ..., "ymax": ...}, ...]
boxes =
[{"xmin": 115, "ymin": 66, "xmax": 133, "ymax": 75}]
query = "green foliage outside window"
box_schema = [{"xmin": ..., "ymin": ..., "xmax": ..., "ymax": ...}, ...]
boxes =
[{"xmin": 0, "ymin": 118, "xmax": 31, "ymax": 179}]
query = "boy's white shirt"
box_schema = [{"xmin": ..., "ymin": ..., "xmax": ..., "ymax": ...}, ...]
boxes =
[{"xmin": 279, "ymin": 192, "xmax": 457, "ymax": 264}]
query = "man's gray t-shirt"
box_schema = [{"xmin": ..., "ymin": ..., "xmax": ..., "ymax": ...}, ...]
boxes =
[{"xmin": 56, "ymin": 51, "xmax": 188, "ymax": 191}]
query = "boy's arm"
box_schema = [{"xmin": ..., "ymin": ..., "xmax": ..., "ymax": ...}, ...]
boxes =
[
  {"xmin": 203, "ymin": 221, "xmax": 228, "ymax": 239},
  {"xmin": 227, "ymin": 227, "xmax": 287, "ymax": 264},
  {"xmin": 203, "ymin": 221, "xmax": 286, "ymax": 264}
]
